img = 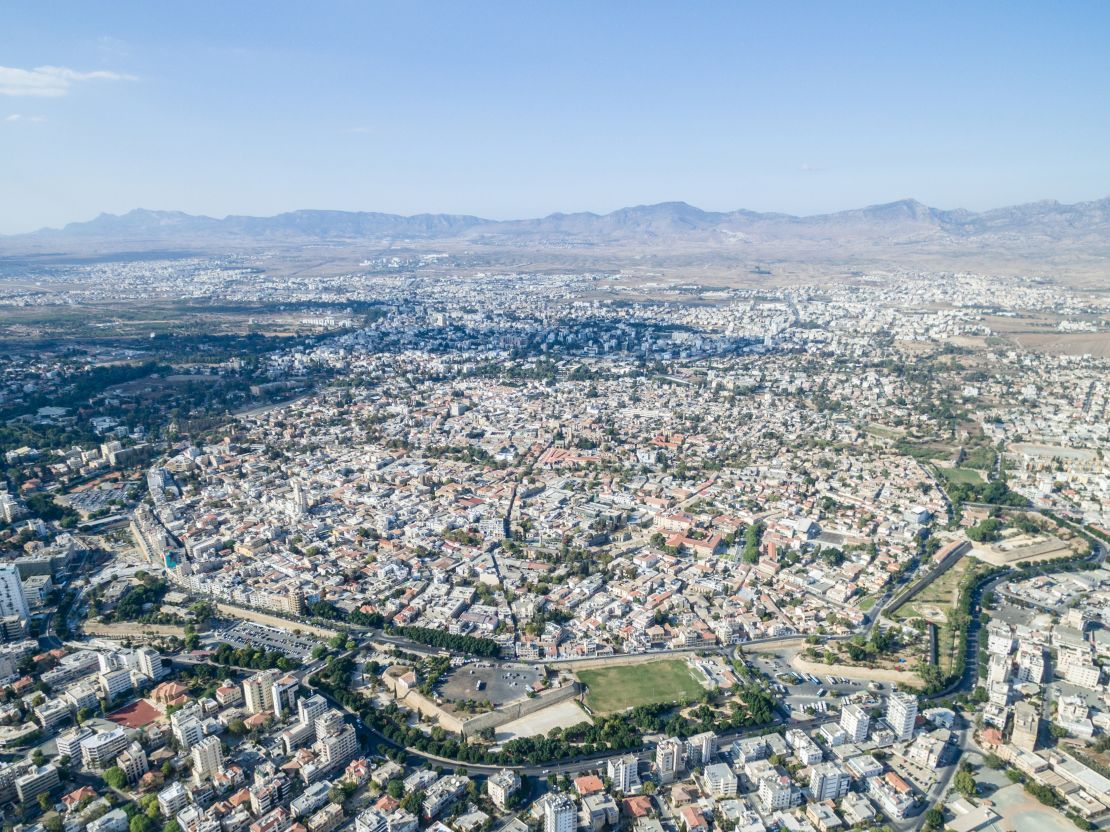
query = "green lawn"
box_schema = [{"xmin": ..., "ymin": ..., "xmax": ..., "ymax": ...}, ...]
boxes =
[
  {"xmin": 577, "ymin": 659, "xmax": 706, "ymax": 714},
  {"xmin": 858, "ymin": 595, "xmax": 877, "ymax": 612},
  {"xmin": 938, "ymin": 466, "xmax": 984, "ymax": 485}
]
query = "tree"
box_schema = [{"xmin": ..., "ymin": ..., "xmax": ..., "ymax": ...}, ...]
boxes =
[
  {"xmin": 923, "ymin": 807, "xmax": 944, "ymax": 831},
  {"xmin": 104, "ymin": 766, "xmax": 128, "ymax": 790},
  {"xmin": 386, "ymin": 779, "xmax": 404, "ymax": 800},
  {"xmin": 954, "ymin": 768, "xmax": 977, "ymax": 798},
  {"xmin": 163, "ymin": 822, "xmax": 182, "ymax": 832},
  {"xmin": 227, "ymin": 718, "xmax": 247, "ymax": 736},
  {"xmin": 38, "ymin": 792, "xmax": 52, "ymax": 812},
  {"xmin": 31, "ymin": 749, "xmax": 46, "ymax": 767}
]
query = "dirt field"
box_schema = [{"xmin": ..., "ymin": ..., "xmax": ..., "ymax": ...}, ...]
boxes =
[
  {"xmin": 494, "ymin": 699, "xmax": 592, "ymax": 742},
  {"xmin": 84, "ymin": 621, "xmax": 186, "ymax": 638},
  {"xmin": 791, "ymin": 654, "xmax": 922, "ymax": 688},
  {"xmin": 214, "ymin": 603, "xmax": 338, "ymax": 638}
]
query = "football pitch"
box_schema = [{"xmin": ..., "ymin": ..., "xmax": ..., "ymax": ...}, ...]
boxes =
[{"xmin": 577, "ymin": 659, "xmax": 706, "ymax": 714}]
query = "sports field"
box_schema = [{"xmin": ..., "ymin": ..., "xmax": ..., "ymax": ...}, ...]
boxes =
[
  {"xmin": 577, "ymin": 659, "xmax": 706, "ymax": 714},
  {"xmin": 937, "ymin": 466, "xmax": 984, "ymax": 485}
]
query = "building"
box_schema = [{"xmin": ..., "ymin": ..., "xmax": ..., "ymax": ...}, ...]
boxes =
[
  {"xmin": 137, "ymin": 647, "xmax": 167, "ymax": 680},
  {"xmin": 99, "ymin": 668, "xmax": 133, "ymax": 702},
  {"xmin": 87, "ymin": 809, "xmax": 130, "ymax": 832},
  {"xmin": 544, "ymin": 794, "xmax": 576, "ymax": 832},
  {"xmin": 158, "ymin": 781, "xmax": 190, "ymax": 817},
  {"xmin": 118, "ymin": 742, "xmax": 150, "ymax": 785},
  {"xmin": 192, "ymin": 735, "xmax": 224, "ymax": 782},
  {"xmin": 703, "ymin": 763, "xmax": 738, "ymax": 797},
  {"xmin": 606, "ymin": 754, "xmax": 639, "ymax": 794},
  {"xmin": 809, "ymin": 763, "xmax": 851, "ymax": 802},
  {"xmin": 56, "ymin": 726, "xmax": 93, "ymax": 760},
  {"xmin": 422, "ymin": 775, "xmax": 468, "ymax": 820},
  {"xmin": 15, "ymin": 765, "xmax": 59, "ymax": 803},
  {"xmin": 81, "ymin": 727, "xmax": 130, "ymax": 770},
  {"xmin": 685, "ymin": 732, "xmax": 717, "ymax": 766},
  {"xmin": 486, "ymin": 769, "xmax": 520, "ymax": 811},
  {"xmin": 840, "ymin": 703, "xmax": 870, "ymax": 744},
  {"xmin": 244, "ymin": 670, "xmax": 279, "ymax": 714},
  {"xmin": 298, "ymin": 694, "xmax": 328, "ymax": 727},
  {"xmin": 757, "ymin": 775, "xmax": 795, "ymax": 812},
  {"xmin": 0, "ymin": 565, "xmax": 30, "ymax": 625},
  {"xmin": 315, "ymin": 712, "xmax": 357, "ymax": 771},
  {"xmin": 885, "ymin": 692, "xmax": 917, "ymax": 741},
  {"xmin": 655, "ymin": 737, "xmax": 684, "ymax": 784},
  {"xmin": 1011, "ymin": 701, "xmax": 1040, "ymax": 751},
  {"xmin": 271, "ymin": 675, "xmax": 299, "ymax": 719},
  {"xmin": 171, "ymin": 711, "xmax": 204, "ymax": 751}
]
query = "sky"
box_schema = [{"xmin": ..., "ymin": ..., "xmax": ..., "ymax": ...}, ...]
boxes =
[{"xmin": 1, "ymin": 1, "xmax": 1109, "ymax": 234}]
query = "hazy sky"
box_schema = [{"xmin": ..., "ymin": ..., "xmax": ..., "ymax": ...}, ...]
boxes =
[{"xmin": 2, "ymin": 1, "xmax": 1109, "ymax": 233}]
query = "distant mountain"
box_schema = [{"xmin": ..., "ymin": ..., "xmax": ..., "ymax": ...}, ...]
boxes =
[{"xmin": 8, "ymin": 197, "xmax": 1110, "ymax": 258}]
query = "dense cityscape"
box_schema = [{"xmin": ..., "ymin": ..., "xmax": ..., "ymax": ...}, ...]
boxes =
[{"xmin": 0, "ymin": 258, "xmax": 1107, "ymax": 832}]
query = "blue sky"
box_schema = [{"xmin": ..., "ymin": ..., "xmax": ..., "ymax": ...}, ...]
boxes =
[{"xmin": 1, "ymin": 1, "xmax": 1109, "ymax": 233}]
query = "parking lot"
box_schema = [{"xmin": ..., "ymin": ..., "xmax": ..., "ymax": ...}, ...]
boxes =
[
  {"xmin": 212, "ymin": 621, "xmax": 319, "ymax": 660},
  {"xmin": 747, "ymin": 648, "xmax": 881, "ymax": 718},
  {"xmin": 439, "ymin": 662, "xmax": 541, "ymax": 705}
]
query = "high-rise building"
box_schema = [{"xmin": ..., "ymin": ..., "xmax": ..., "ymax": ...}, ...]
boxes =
[
  {"xmin": 685, "ymin": 731, "xmax": 717, "ymax": 766},
  {"xmin": 544, "ymin": 794, "xmax": 576, "ymax": 832},
  {"xmin": 137, "ymin": 647, "xmax": 166, "ymax": 680},
  {"xmin": 117, "ymin": 742, "xmax": 149, "ymax": 785},
  {"xmin": 606, "ymin": 754, "xmax": 639, "ymax": 793},
  {"xmin": 885, "ymin": 691, "xmax": 917, "ymax": 741},
  {"xmin": 244, "ymin": 669, "xmax": 278, "ymax": 714},
  {"xmin": 840, "ymin": 703, "xmax": 870, "ymax": 744},
  {"xmin": 171, "ymin": 705, "xmax": 204, "ymax": 750},
  {"xmin": 315, "ymin": 711, "xmax": 357, "ymax": 770},
  {"xmin": 0, "ymin": 565, "xmax": 30, "ymax": 625},
  {"xmin": 192, "ymin": 735, "xmax": 224, "ymax": 782},
  {"xmin": 298, "ymin": 694, "xmax": 328, "ymax": 728},
  {"xmin": 271, "ymin": 675, "xmax": 299, "ymax": 719},
  {"xmin": 655, "ymin": 737, "xmax": 684, "ymax": 784}
]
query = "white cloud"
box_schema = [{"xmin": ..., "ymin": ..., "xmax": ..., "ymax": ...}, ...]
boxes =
[
  {"xmin": 0, "ymin": 64, "xmax": 137, "ymax": 97},
  {"xmin": 4, "ymin": 114, "xmax": 46, "ymax": 123}
]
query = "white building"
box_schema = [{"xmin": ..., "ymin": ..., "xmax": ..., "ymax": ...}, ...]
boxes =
[
  {"xmin": 192, "ymin": 735, "xmax": 224, "ymax": 782},
  {"xmin": 704, "ymin": 763, "xmax": 738, "ymax": 797},
  {"xmin": 885, "ymin": 692, "xmax": 917, "ymax": 741},
  {"xmin": 81, "ymin": 727, "xmax": 130, "ymax": 770},
  {"xmin": 137, "ymin": 647, "xmax": 167, "ymax": 680},
  {"xmin": 0, "ymin": 565, "xmax": 30, "ymax": 625},
  {"xmin": 809, "ymin": 763, "xmax": 851, "ymax": 802},
  {"xmin": 544, "ymin": 794, "xmax": 576, "ymax": 832},
  {"xmin": 607, "ymin": 754, "xmax": 640, "ymax": 793},
  {"xmin": 655, "ymin": 737, "xmax": 684, "ymax": 784},
  {"xmin": 244, "ymin": 669, "xmax": 278, "ymax": 714},
  {"xmin": 840, "ymin": 704, "xmax": 870, "ymax": 744},
  {"xmin": 486, "ymin": 769, "xmax": 520, "ymax": 810}
]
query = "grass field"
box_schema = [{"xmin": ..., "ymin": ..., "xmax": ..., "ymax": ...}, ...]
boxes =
[
  {"xmin": 938, "ymin": 466, "xmax": 985, "ymax": 485},
  {"xmin": 858, "ymin": 595, "xmax": 877, "ymax": 612},
  {"xmin": 577, "ymin": 659, "xmax": 706, "ymax": 714}
]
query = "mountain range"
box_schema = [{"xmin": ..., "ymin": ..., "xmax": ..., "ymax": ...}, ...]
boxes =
[{"xmin": 5, "ymin": 197, "xmax": 1110, "ymax": 265}]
